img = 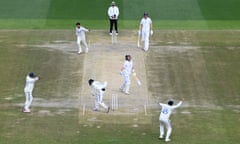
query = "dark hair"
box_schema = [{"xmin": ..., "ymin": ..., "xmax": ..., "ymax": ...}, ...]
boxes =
[
  {"xmin": 88, "ymin": 79, "xmax": 94, "ymax": 86},
  {"xmin": 76, "ymin": 22, "xmax": 80, "ymax": 25},
  {"xmin": 125, "ymin": 55, "xmax": 131, "ymax": 61},
  {"xmin": 168, "ymin": 100, "xmax": 174, "ymax": 106}
]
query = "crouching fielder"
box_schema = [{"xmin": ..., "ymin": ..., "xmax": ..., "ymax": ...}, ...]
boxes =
[
  {"xmin": 138, "ymin": 12, "xmax": 153, "ymax": 51},
  {"xmin": 23, "ymin": 72, "xmax": 40, "ymax": 113},
  {"xmin": 75, "ymin": 22, "xmax": 89, "ymax": 54},
  {"xmin": 88, "ymin": 79, "xmax": 110, "ymax": 113},
  {"xmin": 159, "ymin": 98, "xmax": 184, "ymax": 142}
]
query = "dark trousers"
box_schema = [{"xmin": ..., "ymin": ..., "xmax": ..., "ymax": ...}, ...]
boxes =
[{"xmin": 109, "ymin": 19, "xmax": 118, "ymax": 33}]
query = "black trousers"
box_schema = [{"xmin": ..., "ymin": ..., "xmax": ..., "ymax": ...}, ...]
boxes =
[{"xmin": 109, "ymin": 19, "xmax": 118, "ymax": 33}]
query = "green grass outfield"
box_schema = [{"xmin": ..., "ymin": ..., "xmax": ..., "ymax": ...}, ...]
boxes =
[{"xmin": 0, "ymin": 0, "xmax": 240, "ymax": 29}]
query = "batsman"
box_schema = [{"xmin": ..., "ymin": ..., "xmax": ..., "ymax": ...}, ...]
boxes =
[{"xmin": 119, "ymin": 55, "xmax": 135, "ymax": 95}]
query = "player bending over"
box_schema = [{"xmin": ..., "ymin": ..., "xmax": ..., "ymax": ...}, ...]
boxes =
[{"xmin": 88, "ymin": 79, "xmax": 110, "ymax": 113}]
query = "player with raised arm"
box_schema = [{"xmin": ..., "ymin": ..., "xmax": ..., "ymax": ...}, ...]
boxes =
[
  {"xmin": 75, "ymin": 22, "xmax": 89, "ymax": 54},
  {"xmin": 23, "ymin": 72, "xmax": 40, "ymax": 113},
  {"xmin": 159, "ymin": 98, "xmax": 184, "ymax": 142}
]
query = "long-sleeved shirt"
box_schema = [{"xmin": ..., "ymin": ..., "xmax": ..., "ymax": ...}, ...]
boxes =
[{"xmin": 108, "ymin": 6, "xmax": 119, "ymax": 19}]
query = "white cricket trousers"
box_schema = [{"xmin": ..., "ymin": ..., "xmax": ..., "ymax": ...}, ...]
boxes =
[
  {"xmin": 160, "ymin": 118, "xmax": 172, "ymax": 141},
  {"xmin": 24, "ymin": 92, "xmax": 33, "ymax": 110},
  {"xmin": 120, "ymin": 74, "xmax": 131, "ymax": 93},
  {"xmin": 77, "ymin": 36, "xmax": 88, "ymax": 53},
  {"xmin": 95, "ymin": 91, "xmax": 108, "ymax": 110},
  {"xmin": 141, "ymin": 30, "xmax": 150, "ymax": 51}
]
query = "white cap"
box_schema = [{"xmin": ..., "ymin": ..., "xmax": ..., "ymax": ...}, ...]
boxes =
[{"xmin": 111, "ymin": 1, "xmax": 116, "ymax": 5}]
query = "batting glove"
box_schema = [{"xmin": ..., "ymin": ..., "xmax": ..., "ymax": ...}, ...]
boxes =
[
  {"xmin": 150, "ymin": 30, "xmax": 153, "ymax": 36},
  {"xmin": 132, "ymin": 72, "xmax": 136, "ymax": 76},
  {"xmin": 138, "ymin": 30, "xmax": 141, "ymax": 36},
  {"xmin": 120, "ymin": 71, "xmax": 123, "ymax": 75}
]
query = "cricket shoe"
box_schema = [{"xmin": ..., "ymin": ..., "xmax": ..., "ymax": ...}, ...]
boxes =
[
  {"xmin": 119, "ymin": 88, "xmax": 124, "ymax": 92},
  {"xmin": 109, "ymin": 33, "xmax": 112, "ymax": 36},
  {"xmin": 106, "ymin": 106, "xmax": 110, "ymax": 113},
  {"xmin": 124, "ymin": 92, "xmax": 130, "ymax": 95},
  {"xmin": 23, "ymin": 109, "xmax": 31, "ymax": 113},
  {"xmin": 159, "ymin": 135, "xmax": 164, "ymax": 139},
  {"xmin": 116, "ymin": 32, "xmax": 118, "ymax": 36},
  {"xmin": 93, "ymin": 108, "xmax": 99, "ymax": 111},
  {"xmin": 165, "ymin": 139, "xmax": 171, "ymax": 142}
]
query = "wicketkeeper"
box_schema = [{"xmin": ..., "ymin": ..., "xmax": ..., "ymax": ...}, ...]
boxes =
[
  {"xmin": 138, "ymin": 12, "xmax": 153, "ymax": 51},
  {"xmin": 159, "ymin": 98, "xmax": 184, "ymax": 142},
  {"xmin": 88, "ymin": 79, "xmax": 110, "ymax": 113}
]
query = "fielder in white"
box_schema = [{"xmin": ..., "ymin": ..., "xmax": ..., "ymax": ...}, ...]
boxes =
[
  {"xmin": 23, "ymin": 72, "xmax": 40, "ymax": 113},
  {"xmin": 119, "ymin": 55, "xmax": 135, "ymax": 95},
  {"xmin": 88, "ymin": 79, "xmax": 110, "ymax": 113},
  {"xmin": 75, "ymin": 22, "xmax": 89, "ymax": 54},
  {"xmin": 138, "ymin": 12, "xmax": 153, "ymax": 51},
  {"xmin": 159, "ymin": 98, "xmax": 184, "ymax": 142}
]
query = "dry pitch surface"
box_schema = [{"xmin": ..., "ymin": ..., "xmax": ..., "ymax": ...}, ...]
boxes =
[
  {"xmin": 8, "ymin": 30, "xmax": 239, "ymax": 125},
  {"xmin": 20, "ymin": 30, "xmax": 152, "ymax": 124}
]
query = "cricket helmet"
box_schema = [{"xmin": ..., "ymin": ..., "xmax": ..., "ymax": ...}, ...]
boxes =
[
  {"xmin": 29, "ymin": 72, "xmax": 36, "ymax": 78},
  {"xmin": 88, "ymin": 79, "xmax": 94, "ymax": 86},
  {"xmin": 144, "ymin": 12, "xmax": 148, "ymax": 16},
  {"xmin": 168, "ymin": 100, "xmax": 174, "ymax": 106}
]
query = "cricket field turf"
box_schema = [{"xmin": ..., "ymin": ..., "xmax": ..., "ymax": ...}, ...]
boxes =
[{"xmin": 0, "ymin": 0, "xmax": 240, "ymax": 144}]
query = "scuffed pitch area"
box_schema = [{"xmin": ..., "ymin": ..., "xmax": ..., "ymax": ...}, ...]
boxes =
[{"xmin": 3, "ymin": 30, "xmax": 240, "ymax": 125}]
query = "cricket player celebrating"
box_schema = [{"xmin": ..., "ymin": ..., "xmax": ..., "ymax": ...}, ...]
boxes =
[
  {"xmin": 108, "ymin": 1, "xmax": 119, "ymax": 35},
  {"xmin": 23, "ymin": 72, "xmax": 40, "ymax": 113},
  {"xmin": 75, "ymin": 22, "xmax": 89, "ymax": 54},
  {"xmin": 88, "ymin": 79, "xmax": 110, "ymax": 113},
  {"xmin": 159, "ymin": 98, "xmax": 184, "ymax": 142},
  {"xmin": 138, "ymin": 12, "xmax": 153, "ymax": 51},
  {"xmin": 119, "ymin": 55, "xmax": 135, "ymax": 95}
]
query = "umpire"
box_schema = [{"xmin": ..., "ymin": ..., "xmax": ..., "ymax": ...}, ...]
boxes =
[{"xmin": 107, "ymin": 1, "xmax": 119, "ymax": 35}]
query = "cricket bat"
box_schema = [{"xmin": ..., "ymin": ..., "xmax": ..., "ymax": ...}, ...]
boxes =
[
  {"xmin": 133, "ymin": 72, "xmax": 141, "ymax": 86},
  {"xmin": 137, "ymin": 33, "xmax": 141, "ymax": 48}
]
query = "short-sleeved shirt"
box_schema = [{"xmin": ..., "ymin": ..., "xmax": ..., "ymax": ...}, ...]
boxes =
[
  {"xmin": 123, "ymin": 60, "xmax": 133, "ymax": 76},
  {"xmin": 140, "ymin": 17, "xmax": 152, "ymax": 32},
  {"xmin": 159, "ymin": 101, "xmax": 182, "ymax": 120}
]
